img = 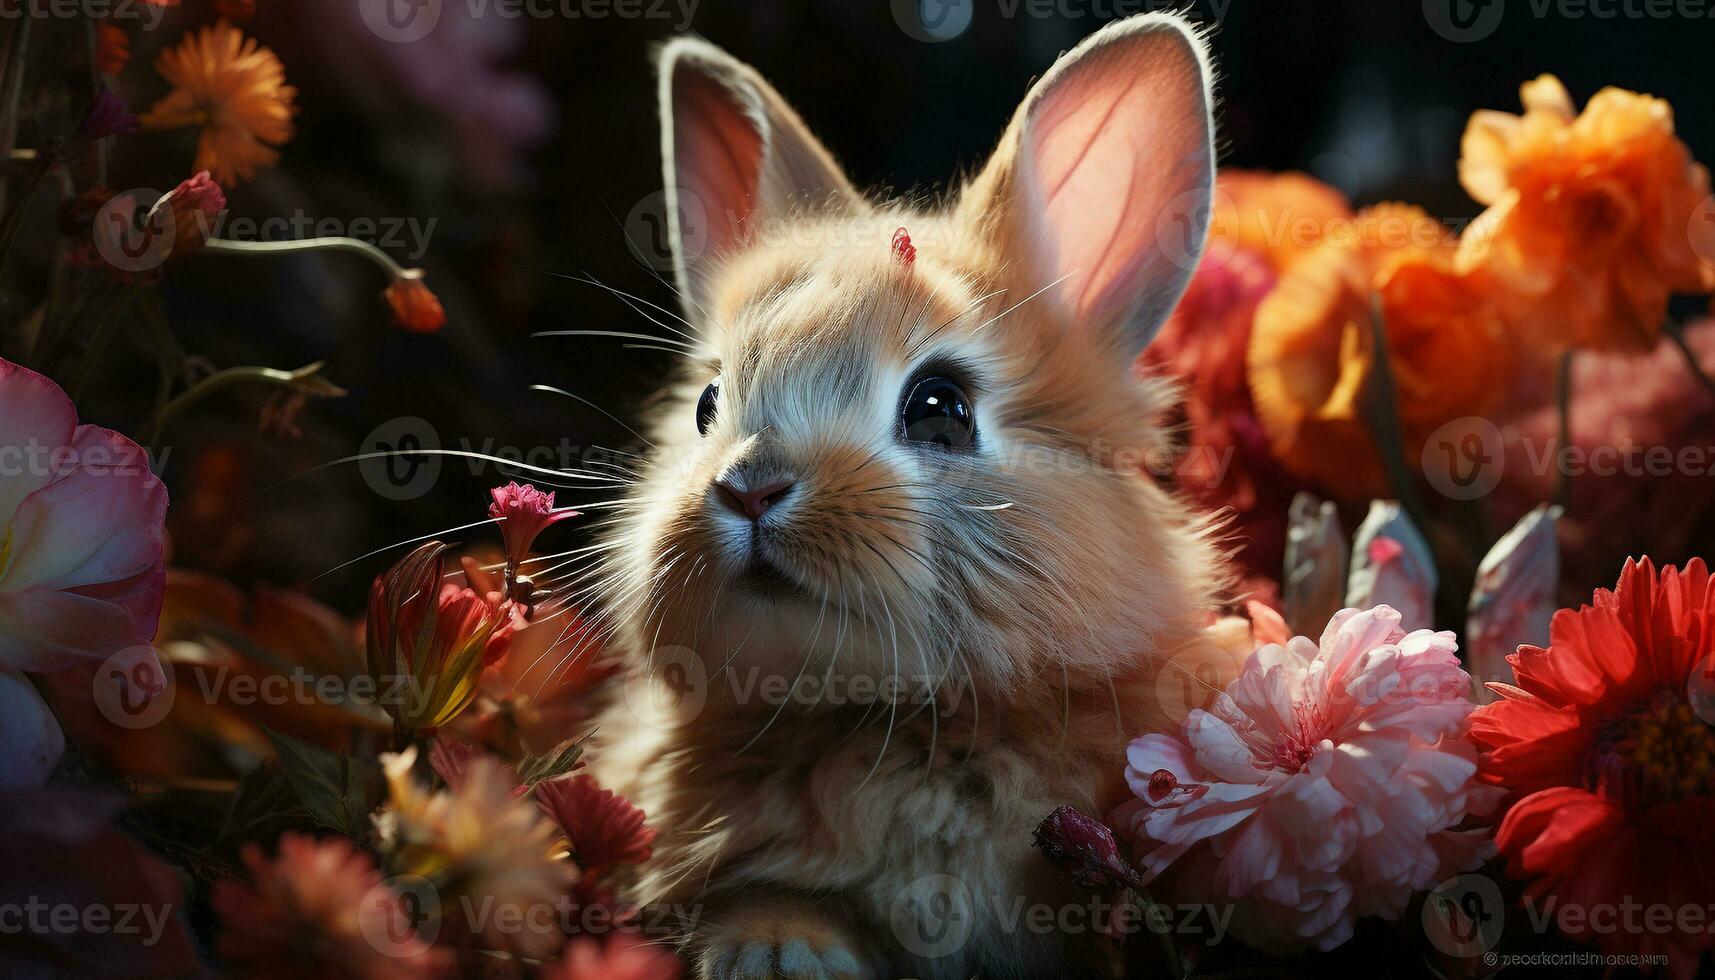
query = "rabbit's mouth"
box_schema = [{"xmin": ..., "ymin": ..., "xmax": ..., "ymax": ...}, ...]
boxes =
[{"xmin": 733, "ymin": 555, "xmax": 808, "ymax": 602}]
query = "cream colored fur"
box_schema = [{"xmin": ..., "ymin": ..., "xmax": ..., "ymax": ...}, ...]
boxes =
[{"xmin": 588, "ymin": 13, "xmax": 1236, "ymax": 979}]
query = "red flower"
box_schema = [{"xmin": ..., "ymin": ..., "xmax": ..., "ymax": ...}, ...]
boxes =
[
  {"xmin": 1031, "ymin": 805, "xmax": 1144, "ymax": 892},
  {"xmin": 541, "ymin": 932, "xmax": 681, "ymax": 980},
  {"xmin": 536, "ymin": 774, "xmax": 655, "ymax": 873},
  {"xmin": 385, "ymin": 269, "xmax": 446, "ymax": 333},
  {"xmin": 1471, "ymin": 558, "xmax": 1715, "ymax": 977},
  {"xmin": 367, "ymin": 542, "xmax": 516, "ymax": 732}
]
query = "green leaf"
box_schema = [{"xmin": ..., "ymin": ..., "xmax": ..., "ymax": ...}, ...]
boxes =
[
  {"xmin": 217, "ymin": 760, "xmax": 312, "ymax": 844},
  {"xmin": 263, "ymin": 728, "xmax": 385, "ymax": 839},
  {"xmin": 515, "ymin": 733, "xmax": 592, "ymax": 788}
]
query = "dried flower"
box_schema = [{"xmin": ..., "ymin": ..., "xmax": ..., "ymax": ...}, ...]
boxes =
[
  {"xmin": 384, "ymin": 269, "xmax": 446, "ymax": 333},
  {"xmin": 1111, "ymin": 605, "xmax": 1498, "ymax": 953},
  {"xmin": 1345, "ymin": 500, "xmax": 1438, "ymax": 630},
  {"xmin": 1465, "ymin": 504, "xmax": 1560, "ymax": 700},
  {"xmin": 366, "ymin": 542, "xmax": 515, "ymax": 733},
  {"xmin": 211, "ymin": 833, "xmax": 452, "ymax": 979},
  {"xmin": 535, "ymin": 774, "xmax": 655, "ymax": 874},
  {"xmin": 1457, "ymin": 75, "xmax": 1715, "ymax": 352},
  {"xmin": 1472, "ymin": 559, "xmax": 1714, "ymax": 977},
  {"xmin": 139, "ymin": 22, "xmax": 297, "ymax": 186},
  {"xmin": 376, "ymin": 746, "xmax": 575, "ymax": 957}
]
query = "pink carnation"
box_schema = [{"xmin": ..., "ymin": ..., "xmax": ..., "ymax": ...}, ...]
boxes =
[{"xmin": 1111, "ymin": 605, "xmax": 1499, "ymax": 953}]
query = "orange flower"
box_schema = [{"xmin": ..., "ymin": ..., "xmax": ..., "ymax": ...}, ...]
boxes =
[
  {"xmin": 139, "ymin": 22, "xmax": 296, "ymax": 186},
  {"xmin": 96, "ymin": 23, "xmax": 129, "ymax": 75},
  {"xmin": 1249, "ymin": 205, "xmax": 1513, "ymax": 498},
  {"xmin": 385, "ymin": 269, "xmax": 447, "ymax": 332},
  {"xmin": 1456, "ymin": 74, "xmax": 1715, "ymax": 352},
  {"xmin": 1210, "ymin": 169, "xmax": 1354, "ymax": 272}
]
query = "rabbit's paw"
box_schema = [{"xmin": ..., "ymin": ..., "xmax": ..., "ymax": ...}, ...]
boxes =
[{"xmin": 696, "ymin": 903, "xmax": 872, "ymax": 979}]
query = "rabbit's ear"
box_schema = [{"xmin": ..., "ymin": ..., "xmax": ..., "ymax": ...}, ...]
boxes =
[
  {"xmin": 657, "ymin": 39, "xmax": 860, "ymax": 313},
  {"xmin": 964, "ymin": 13, "xmax": 1216, "ymax": 360}
]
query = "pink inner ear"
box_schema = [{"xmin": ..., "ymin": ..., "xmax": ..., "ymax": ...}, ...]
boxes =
[
  {"xmin": 674, "ymin": 70, "xmax": 765, "ymax": 262},
  {"xmin": 1019, "ymin": 26, "xmax": 1212, "ymax": 338}
]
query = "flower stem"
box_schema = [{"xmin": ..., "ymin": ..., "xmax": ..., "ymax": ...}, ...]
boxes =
[
  {"xmin": 200, "ymin": 236, "xmax": 409, "ymax": 278},
  {"xmin": 1363, "ymin": 296, "xmax": 1433, "ymax": 531},
  {"xmin": 1663, "ymin": 319, "xmax": 1715, "ymax": 401},
  {"xmin": 141, "ymin": 361, "xmax": 347, "ymax": 451},
  {"xmin": 1554, "ymin": 348, "xmax": 1574, "ymax": 511}
]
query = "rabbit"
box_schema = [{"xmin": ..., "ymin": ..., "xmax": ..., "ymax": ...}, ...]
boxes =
[{"xmin": 588, "ymin": 12, "xmax": 1238, "ymax": 979}]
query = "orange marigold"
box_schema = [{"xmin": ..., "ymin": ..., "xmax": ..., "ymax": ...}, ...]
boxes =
[
  {"xmin": 139, "ymin": 22, "xmax": 296, "ymax": 187},
  {"xmin": 1249, "ymin": 204, "xmax": 1514, "ymax": 499},
  {"xmin": 1457, "ymin": 74, "xmax": 1715, "ymax": 352}
]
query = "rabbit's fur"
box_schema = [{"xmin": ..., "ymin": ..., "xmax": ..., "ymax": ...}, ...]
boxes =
[{"xmin": 591, "ymin": 13, "xmax": 1236, "ymax": 977}]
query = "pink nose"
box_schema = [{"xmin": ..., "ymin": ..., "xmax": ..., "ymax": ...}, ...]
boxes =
[{"xmin": 714, "ymin": 479, "xmax": 794, "ymax": 520}]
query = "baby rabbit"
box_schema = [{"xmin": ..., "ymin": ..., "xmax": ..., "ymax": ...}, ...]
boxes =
[{"xmin": 592, "ymin": 12, "xmax": 1233, "ymax": 978}]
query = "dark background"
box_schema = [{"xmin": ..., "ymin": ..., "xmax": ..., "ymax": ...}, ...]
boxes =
[{"xmin": 106, "ymin": 0, "xmax": 1715, "ymax": 609}]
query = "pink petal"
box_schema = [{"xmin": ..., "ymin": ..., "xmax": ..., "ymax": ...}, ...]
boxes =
[
  {"xmin": 0, "ymin": 588, "xmax": 152, "ymax": 672},
  {"xmin": 0, "ymin": 667, "xmax": 64, "ymax": 787},
  {"xmin": 0, "ymin": 359, "xmax": 78, "ymax": 524},
  {"xmin": 2, "ymin": 424, "xmax": 166, "ymax": 594}
]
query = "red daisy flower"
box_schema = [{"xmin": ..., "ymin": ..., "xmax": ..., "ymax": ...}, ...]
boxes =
[
  {"xmin": 536, "ymin": 774, "xmax": 656, "ymax": 874},
  {"xmin": 1471, "ymin": 558, "xmax": 1715, "ymax": 977}
]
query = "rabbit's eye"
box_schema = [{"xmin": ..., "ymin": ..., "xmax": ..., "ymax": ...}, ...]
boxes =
[
  {"xmin": 901, "ymin": 376, "xmax": 975, "ymax": 450},
  {"xmin": 696, "ymin": 378, "xmax": 720, "ymax": 436}
]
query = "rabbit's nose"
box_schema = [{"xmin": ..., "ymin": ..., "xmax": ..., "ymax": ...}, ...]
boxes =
[{"xmin": 713, "ymin": 479, "xmax": 795, "ymax": 520}]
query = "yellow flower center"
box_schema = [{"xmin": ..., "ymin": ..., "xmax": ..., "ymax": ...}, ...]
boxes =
[
  {"xmin": 0, "ymin": 522, "xmax": 12, "ymax": 582},
  {"xmin": 1588, "ymin": 689, "xmax": 1715, "ymax": 808}
]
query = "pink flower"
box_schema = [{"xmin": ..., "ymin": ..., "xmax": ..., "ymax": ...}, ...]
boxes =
[
  {"xmin": 542, "ymin": 932, "xmax": 681, "ymax": 980},
  {"xmin": 489, "ymin": 481, "xmax": 578, "ymax": 570},
  {"xmin": 1110, "ymin": 605, "xmax": 1499, "ymax": 953},
  {"xmin": 0, "ymin": 359, "xmax": 167, "ymax": 675},
  {"xmin": 212, "ymin": 833, "xmax": 452, "ymax": 979}
]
